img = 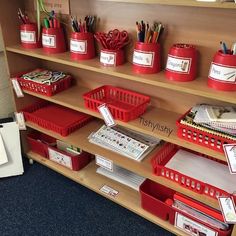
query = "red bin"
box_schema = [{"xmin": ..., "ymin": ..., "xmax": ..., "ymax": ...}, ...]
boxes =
[
  {"xmin": 70, "ymin": 32, "xmax": 95, "ymax": 60},
  {"xmin": 20, "ymin": 23, "xmax": 42, "ymax": 49},
  {"xmin": 132, "ymin": 42, "xmax": 161, "ymax": 74},
  {"xmin": 165, "ymin": 44, "xmax": 197, "ymax": 82},
  {"xmin": 208, "ymin": 50, "xmax": 236, "ymax": 91},
  {"xmin": 42, "ymin": 27, "xmax": 66, "ymax": 54},
  {"xmin": 100, "ymin": 49, "xmax": 125, "ymax": 66}
]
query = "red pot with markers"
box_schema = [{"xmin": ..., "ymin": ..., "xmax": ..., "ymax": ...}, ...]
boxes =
[
  {"xmin": 208, "ymin": 50, "xmax": 236, "ymax": 91},
  {"xmin": 165, "ymin": 44, "xmax": 197, "ymax": 82},
  {"xmin": 20, "ymin": 23, "xmax": 42, "ymax": 49}
]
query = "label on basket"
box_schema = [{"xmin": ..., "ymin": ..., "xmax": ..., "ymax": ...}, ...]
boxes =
[
  {"xmin": 70, "ymin": 39, "xmax": 87, "ymax": 54},
  {"xmin": 95, "ymin": 155, "xmax": 113, "ymax": 171},
  {"xmin": 175, "ymin": 212, "xmax": 217, "ymax": 236},
  {"xmin": 133, "ymin": 50, "xmax": 154, "ymax": 67},
  {"xmin": 100, "ymin": 185, "xmax": 119, "ymax": 198},
  {"xmin": 98, "ymin": 104, "xmax": 116, "ymax": 127},
  {"xmin": 48, "ymin": 148, "xmax": 72, "ymax": 169},
  {"xmin": 209, "ymin": 63, "xmax": 236, "ymax": 83},
  {"xmin": 42, "ymin": 34, "xmax": 56, "ymax": 48},
  {"xmin": 100, "ymin": 51, "xmax": 116, "ymax": 65},
  {"xmin": 14, "ymin": 112, "xmax": 26, "ymax": 130},
  {"xmin": 223, "ymin": 144, "xmax": 236, "ymax": 174},
  {"xmin": 11, "ymin": 79, "xmax": 24, "ymax": 98},
  {"xmin": 218, "ymin": 196, "xmax": 236, "ymax": 223},
  {"xmin": 20, "ymin": 30, "xmax": 36, "ymax": 43},
  {"xmin": 166, "ymin": 55, "xmax": 191, "ymax": 74}
]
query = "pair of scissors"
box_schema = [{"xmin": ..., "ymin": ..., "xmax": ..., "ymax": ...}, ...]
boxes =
[{"xmin": 107, "ymin": 29, "xmax": 129, "ymax": 49}]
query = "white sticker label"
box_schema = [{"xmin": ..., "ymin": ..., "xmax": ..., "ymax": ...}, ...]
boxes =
[
  {"xmin": 100, "ymin": 185, "xmax": 119, "ymax": 198},
  {"xmin": 95, "ymin": 155, "xmax": 113, "ymax": 171},
  {"xmin": 14, "ymin": 112, "xmax": 26, "ymax": 130},
  {"xmin": 166, "ymin": 55, "xmax": 191, "ymax": 74},
  {"xmin": 175, "ymin": 212, "xmax": 217, "ymax": 236},
  {"xmin": 97, "ymin": 104, "xmax": 115, "ymax": 127},
  {"xmin": 70, "ymin": 39, "xmax": 87, "ymax": 54},
  {"xmin": 218, "ymin": 196, "xmax": 236, "ymax": 223},
  {"xmin": 209, "ymin": 63, "xmax": 236, "ymax": 83},
  {"xmin": 20, "ymin": 31, "xmax": 36, "ymax": 43},
  {"xmin": 48, "ymin": 148, "xmax": 72, "ymax": 169},
  {"xmin": 0, "ymin": 133, "xmax": 8, "ymax": 165},
  {"xmin": 11, "ymin": 79, "xmax": 24, "ymax": 98},
  {"xmin": 42, "ymin": 34, "xmax": 56, "ymax": 48},
  {"xmin": 223, "ymin": 144, "xmax": 236, "ymax": 174},
  {"xmin": 133, "ymin": 50, "xmax": 154, "ymax": 67},
  {"xmin": 100, "ymin": 51, "xmax": 116, "ymax": 65}
]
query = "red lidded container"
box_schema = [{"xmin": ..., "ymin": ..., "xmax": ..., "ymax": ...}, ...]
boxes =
[
  {"xmin": 165, "ymin": 44, "xmax": 197, "ymax": 82},
  {"xmin": 132, "ymin": 42, "xmax": 161, "ymax": 74},
  {"xmin": 208, "ymin": 50, "xmax": 236, "ymax": 91},
  {"xmin": 100, "ymin": 49, "xmax": 125, "ymax": 66},
  {"xmin": 70, "ymin": 32, "xmax": 95, "ymax": 60}
]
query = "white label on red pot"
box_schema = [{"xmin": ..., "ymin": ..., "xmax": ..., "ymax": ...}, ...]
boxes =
[
  {"xmin": 42, "ymin": 34, "xmax": 56, "ymax": 48},
  {"xmin": 209, "ymin": 63, "xmax": 236, "ymax": 83},
  {"xmin": 100, "ymin": 51, "xmax": 116, "ymax": 65},
  {"xmin": 166, "ymin": 55, "xmax": 191, "ymax": 74},
  {"xmin": 133, "ymin": 50, "xmax": 154, "ymax": 67},
  {"xmin": 20, "ymin": 31, "xmax": 36, "ymax": 43},
  {"xmin": 175, "ymin": 212, "xmax": 217, "ymax": 236},
  {"xmin": 48, "ymin": 148, "xmax": 72, "ymax": 169},
  {"xmin": 70, "ymin": 39, "xmax": 87, "ymax": 54}
]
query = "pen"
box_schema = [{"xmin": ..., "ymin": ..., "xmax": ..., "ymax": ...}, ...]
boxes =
[
  {"xmin": 44, "ymin": 18, "xmax": 50, "ymax": 28},
  {"xmin": 220, "ymin": 41, "xmax": 228, "ymax": 54}
]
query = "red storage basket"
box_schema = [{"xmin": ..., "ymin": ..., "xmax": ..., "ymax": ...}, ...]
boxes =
[
  {"xmin": 48, "ymin": 146, "xmax": 91, "ymax": 171},
  {"xmin": 22, "ymin": 101, "xmax": 92, "ymax": 136},
  {"xmin": 176, "ymin": 111, "xmax": 236, "ymax": 153},
  {"xmin": 151, "ymin": 143, "xmax": 232, "ymax": 200},
  {"xmin": 83, "ymin": 85, "xmax": 150, "ymax": 122},
  {"xmin": 15, "ymin": 69, "xmax": 72, "ymax": 96},
  {"xmin": 27, "ymin": 131, "xmax": 56, "ymax": 158}
]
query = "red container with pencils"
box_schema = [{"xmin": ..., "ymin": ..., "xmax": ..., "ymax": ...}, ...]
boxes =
[
  {"xmin": 100, "ymin": 49, "xmax": 125, "ymax": 66},
  {"xmin": 165, "ymin": 44, "xmax": 197, "ymax": 82},
  {"xmin": 208, "ymin": 50, "xmax": 236, "ymax": 91},
  {"xmin": 20, "ymin": 23, "xmax": 42, "ymax": 49},
  {"xmin": 70, "ymin": 32, "xmax": 95, "ymax": 60},
  {"xmin": 42, "ymin": 27, "xmax": 66, "ymax": 54},
  {"xmin": 132, "ymin": 42, "xmax": 161, "ymax": 74}
]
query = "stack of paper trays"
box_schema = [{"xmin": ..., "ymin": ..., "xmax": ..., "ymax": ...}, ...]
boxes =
[
  {"xmin": 96, "ymin": 163, "xmax": 146, "ymax": 191},
  {"xmin": 88, "ymin": 125, "xmax": 161, "ymax": 161}
]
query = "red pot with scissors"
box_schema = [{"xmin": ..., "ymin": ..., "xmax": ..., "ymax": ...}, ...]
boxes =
[{"xmin": 94, "ymin": 29, "xmax": 129, "ymax": 66}]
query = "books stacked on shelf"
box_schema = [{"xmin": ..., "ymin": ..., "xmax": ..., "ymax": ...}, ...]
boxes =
[
  {"xmin": 88, "ymin": 125, "xmax": 161, "ymax": 161},
  {"xmin": 96, "ymin": 161, "xmax": 146, "ymax": 191}
]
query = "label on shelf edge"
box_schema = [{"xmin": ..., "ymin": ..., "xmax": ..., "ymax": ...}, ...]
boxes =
[
  {"xmin": 11, "ymin": 79, "xmax": 24, "ymax": 98},
  {"xmin": 218, "ymin": 196, "xmax": 236, "ymax": 224},
  {"xmin": 97, "ymin": 104, "xmax": 116, "ymax": 127},
  {"xmin": 223, "ymin": 144, "xmax": 236, "ymax": 174},
  {"xmin": 95, "ymin": 154, "xmax": 113, "ymax": 172},
  {"xmin": 100, "ymin": 184, "xmax": 119, "ymax": 198},
  {"xmin": 14, "ymin": 112, "xmax": 26, "ymax": 130}
]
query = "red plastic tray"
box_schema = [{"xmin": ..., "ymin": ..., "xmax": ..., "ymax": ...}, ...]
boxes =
[
  {"xmin": 140, "ymin": 179, "xmax": 232, "ymax": 236},
  {"xmin": 83, "ymin": 85, "xmax": 150, "ymax": 122},
  {"xmin": 15, "ymin": 69, "xmax": 72, "ymax": 96},
  {"xmin": 22, "ymin": 101, "xmax": 92, "ymax": 136},
  {"xmin": 176, "ymin": 111, "xmax": 236, "ymax": 153},
  {"xmin": 151, "ymin": 143, "xmax": 231, "ymax": 200}
]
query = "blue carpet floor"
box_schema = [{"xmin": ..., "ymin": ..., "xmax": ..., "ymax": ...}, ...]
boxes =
[{"xmin": 0, "ymin": 160, "xmax": 174, "ymax": 236}]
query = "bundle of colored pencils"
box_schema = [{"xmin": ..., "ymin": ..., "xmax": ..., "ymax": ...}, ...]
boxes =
[
  {"xmin": 136, "ymin": 21, "xmax": 164, "ymax": 43},
  {"xmin": 70, "ymin": 15, "xmax": 96, "ymax": 33}
]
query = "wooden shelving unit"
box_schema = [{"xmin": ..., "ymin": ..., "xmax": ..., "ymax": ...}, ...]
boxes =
[{"xmin": 1, "ymin": 0, "xmax": 236, "ymax": 235}]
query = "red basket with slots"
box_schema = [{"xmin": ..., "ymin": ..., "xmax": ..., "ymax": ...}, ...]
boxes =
[
  {"xmin": 22, "ymin": 101, "xmax": 92, "ymax": 136},
  {"xmin": 15, "ymin": 69, "xmax": 72, "ymax": 96},
  {"xmin": 151, "ymin": 143, "xmax": 232, "ymax": 200},
  {"xmin": 83, "ymin": 85, "xmax": 150, "ymax": 122},
  {"xmin": 176, "ymin": 111, "xmax": 236, "ymax": 153},
  {"xmin": 48, "ymin": 146, "xmax": 91, "ymax": 171},
  {"xmin": 27, "ymin": 131, "xmax": 56, "ymax": 158}
]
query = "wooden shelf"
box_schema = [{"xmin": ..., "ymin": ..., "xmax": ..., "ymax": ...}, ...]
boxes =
[
  {"xmin": 6, "ymin": 45, "xmax": 236, "ymax": 104},
  {"xmin": 22, "ymin": 86, "xmax": 227, "ymax": 162},
  {"xmin": 98, "ymin": 0, "xmax": 236, "ymax": 9},
  {"xmin": 25, "ymin": 120, "xmax": 220, "ymax": 210}
]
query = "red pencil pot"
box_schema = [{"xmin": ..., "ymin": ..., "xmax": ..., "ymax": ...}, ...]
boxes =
[
  {"xmin": 132, "ymin": 42, "xmax": 161, "ymax": 74},
  {"xmin": 100, "ymin": 49, "xmax": 125, "ymax": 66},
  {"xmin": 70, "ymin": 32, "xmax": 95, "ymax": 60},
  {"xmin": 208, "ymin": 50, "xmax": 236, "ymax": 91},
  {"xmin": 42, "ymin": 27, "xmax": 66, "ymax": 54},
  {"xmin": 165, "ymin": 44, "xmax": 197, "ymax": 82},
  {"xmin": 20, "ymin": 23, "xmax": 41, "ymax": 49}
]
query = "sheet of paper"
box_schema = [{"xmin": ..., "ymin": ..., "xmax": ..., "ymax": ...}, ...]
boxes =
[
  {"xmin": 165, "ymin": 149, "xmax": 236, "ymax": 193},
  {"xmin": 0, "ymin": 132, "xmax": 8, "ymax": 165}
]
